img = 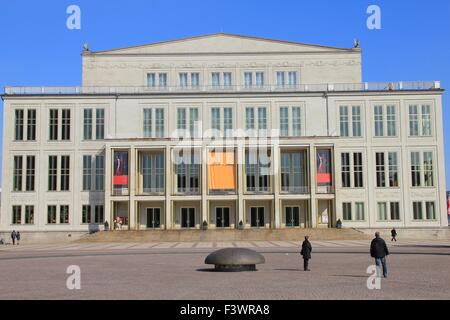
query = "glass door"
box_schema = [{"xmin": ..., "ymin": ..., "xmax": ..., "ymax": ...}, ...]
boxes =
[
  {"xmin": 216, "ymin": 207, "xmax": 230, "ymax": 228},
  {"xmin": 285, "ymin": 206, "xmax": 300, "ymax": 227},
  {"xmin": 146, "ymin": 208, "xmax": 161, "ymax": 229},
  {"xmin": 250, "ymin": 207, "xmax": 265, "ymax": 227},
  {"xmin": 181, "ymin": 208, "xmax": 195, "ymax": 228}
]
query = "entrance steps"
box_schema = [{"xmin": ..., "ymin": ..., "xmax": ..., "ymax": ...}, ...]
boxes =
[{"xmin": 78, "ymin": 228, "xmax": 370, "ymax": 243}]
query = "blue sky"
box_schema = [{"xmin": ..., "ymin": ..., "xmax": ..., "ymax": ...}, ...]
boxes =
[{"xmin": 0, "ymin": 0, "xmax": 449, "ymax": 188}]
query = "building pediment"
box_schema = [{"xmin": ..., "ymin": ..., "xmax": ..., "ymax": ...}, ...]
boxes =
[{"xmin": 88, "ymin": 33, "xmax": 356, "ymax": 56}]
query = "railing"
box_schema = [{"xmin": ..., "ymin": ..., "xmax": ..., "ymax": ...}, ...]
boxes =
[
  {"xmin": 176, "ymin": 187, "xmax": 200, "ymax": 195},
  {"xmin": 281, "ymin": 186, "xmax": 310, "ymax": 194},
  {"xmin": 3, "ymin": 81, "xmax": 441, "ymax": 95}
]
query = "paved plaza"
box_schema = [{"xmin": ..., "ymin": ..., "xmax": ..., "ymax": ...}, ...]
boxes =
[{"xmin": 0, "ymin": 240, "xmax": 449, "ymax": 300}]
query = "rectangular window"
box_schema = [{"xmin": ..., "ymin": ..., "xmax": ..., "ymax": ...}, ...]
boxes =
[
  {"xmin": 15, "ymin": 109, "xmax": 24, "ymax": 141},
  {"xmin": 388, "ymin": 152, "xmax": 399, "ymax": 187},
  {"xmin": 341, "ymin": 153, "xmax": 351, "ymax": 188},
  {"xmin": 82, "ymin": 155, "xmax": 92, "ymax": 191},
  {"xmin": 244, "ymin": 72, "xmax": 252, "ymax": 88},
  {"xmin": 280, "ymin": 107, "xmax": 289, "ymax": 137},
  {"xmin": 82, "ymin": 205, "xmax": 91, "ymax": 224},
  {"xmin": 142, "ymin": 153, "xmax": 165, "ymax": 193},
  {"xmin": 281, "ymin": 152, "xmax": 307, "ymax": 193},
  {"xmin": 27, "ymin": 109, "xmax": 36, "ymax": 141},
  {"xmin": 147, "ymin": 73, "xmax": 156, "ymax": 87},
  {"xmin": 96, "ymin": 109, "xmax": 105, "ymax": 140},
  {"xmin": 355, "ymin": 202, "xmax": 365, "ymax": 221},
  {"xmin": 95, "ymin": 155, "xmax": 105, "ymax": 191},
  {"xmin": 26, "ymin": 156, "xmax": 35, "ymax": 192},
  {"xmin": 386, "ymin": 105, "xmax": 396, "ymax": 137},
  {"xmin": 61, "ymin": 109, "xmax": 71, "ymax": 141},
  {"xmin": 25, "ymin": 206, "xmax": 34, "ymax": 224},
  {"xmin": 48, "ymin": 156, "xmax": 57, "ymax": 191},
  {"xmin": 60, "ymin": 205, "xmax": 69, "ymax": 224},
  {"xmin": 425, "ymin": 202, "xmax": 436, "ymax": 220},
  {"xmin": 340, "ymin": 106, "xmax": 349, "ymax": 137},
  {"xmin": 390, "ymin": 202, "xmax": 400, "ymax": 221},
  {"xmin": 49, "ymin": 109, "xmax": 58, "ymax": 141},
  {"xmin": 211, "ymin": 108, "xmax": 221, "ymax": 132},
  {"xmin": 255, "ymin": 72, "xmax": 264, "ymax": 87},
  {"xmin": 13, "ymin": 156, "xmax": 23, "ymax": 192},
  {"xmin": 176, "ymin": 151, "xmax": 200, "ymax": 193},
  {"xmin": 60, "ymin": 156, "xmax": 70, "ymax": 191},
  {"xmin": 353, "ymin": 153, "xmax": 364, "ymax": 188},
  {"xmin": 155, "ymin": 109, "xmax": 164, "ymax": 138},
  {"xmin": 276, "ymin": 72, "xmax": 285, "ymax": 87},
  {"xmin": 409, "ymin": 105, "xmax": 419, "ymax": 136},
  {"xmin": 12, "ymin": 206, "xmax": 22, "ymax": 224},
  {"xmin": 245, "ymin": 108, "xmax": 255, "ymax": 130},
  {"xmin": 179, "ymin": 73, "xmax": 188, "ymax": 87},
  {"xmin": 83, "ymin": 109, "xmax": 93, "ymax": 140},
  {"xmin": 343, "ymin": 203, "xmax": 352, "ymax": 221},
  {"xmin": 177, "ymin": 109, "xmax": 186, "ymax": 130},
  {"xmin": 95, "ymin": 205, "xmax": 104, "ymax": 223},
  {"xmin": 159, "ymin": 73, "xmax": 167, "ymax": 87},
  {"xmin": 189, "ymin": 108, "xmax": 198, "ymax": 137},
  {"xmin": 246, "ymin": 150, "xmax": 271, "ymax": 192},
  {"xmin": 223, "ymin": 108, "xmax": 233, "ymax": 136},
  {"xmin": 413, "ymin": 202, "xmax": 423, "ymax": 220},
  {"xmin": 423, "ymin": 152, "xmax": 434, "ymax": 187},
  {"xmin": 352, "ymin": 106, "xmax": 362, "ymax": 137},
  {"xmin": 377, "ymin": 202, "xmax": 388, "ymax": 221},
  {"xmin": 288, "ymin": 71, "xmax": 297, "ymax": 86},
  {"xmin": 223, "ymin": 73, "xmax": 232, "ymax": 87},
  {"xmin": 191, "ymin": 73, "xmax": 200, "ymax": 87},
  {"xmin": 212, "ymin": 72, "xmax": 220, "ymax": 87},
  {"xmin": 411, "ymin": 152, "xmax": 421, "ymax": 187},
  {"xmin": 47, "ymin": 205, "xmax": 57, "ymax": 224},
  {"xmin": 258, "ymin": 107, "xmax": 267, "ymax": 130},
  {"xmin": 143, "ymin": 109, "xmax": 152, "ymax": 138},
  {"xmin": 422, "ymin": 105, "xmax": 432, "ymax": 136},
  {"xmin": 374, "ymin": 105, "xmax": 384, "ymax": 137},
  {"xmin": 292, "ymin": 107, "xmax": 301, "ymax": 136},
  {"xmin": 375, "ymin": 152, "xmax": 386, "ymax": 187}
]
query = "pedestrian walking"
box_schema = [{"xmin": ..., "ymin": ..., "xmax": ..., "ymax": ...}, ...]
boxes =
[
  {"xmin": 16, "ymin": 231, "xmax": 21, "ymax": 245},
  {"xmin": 370, "ymin": 232, "xmax": 390, "ymax": 278},
  {"xmin": 11, "ymin": 230, "xmax": 17, "ymax": 245},
  {"xmin": 391, "ymin": 228, "xmax": 397, "ymax": 242},
  {"xmin": 300, "ymin": 236, "xmax": 312, "ymax": 271}
]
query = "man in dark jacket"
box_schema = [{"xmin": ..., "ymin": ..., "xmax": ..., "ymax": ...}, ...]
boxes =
[
  {"xmin": 11, "ymin": 230, "xmax": 17, "ymax": 245},
  {"xmin": 300, "ymin": 236, "xmax": 312, "ymax": 271},
  {"xmin": 370, "ymin": 232, "xmax": 389, "ymax": 278},
  {"xmin": 391, "ymin": 228, "xmax": 397, "ymax": 242}
]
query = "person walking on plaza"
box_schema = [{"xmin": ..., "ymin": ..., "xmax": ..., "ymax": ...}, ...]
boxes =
[
  {"xmin": 370, "ymin": 232, "xmax": 390, "ymax": 278},
  {"xmin": 300, "ymin": 236, "xmax": 312, "ymax": 271},
  {"xmin": 391, "ymin": 228, "xmax": 397, "ymax": 242},
  {"xmin": 11, "ymin": 230, "xmax": 17, "ymax": 245},
  {"xmin": 16, "ymin": 231, "xmax": 21, "ymax": 245}
]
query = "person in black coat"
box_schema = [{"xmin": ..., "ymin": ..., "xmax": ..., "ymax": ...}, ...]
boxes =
[
  {"xmin": 391, "ymin": 228, "xmax": 397, "ymax": 242},
  {"xmin": 11, "ymin": 230, "xmax": 17, "ymax": 245},
  {"xmin": 300, "ymin": 236, "xmax": 312, "ymax": 271},
  {"xmin": 16, "ymin": 232, "xmax": 21, "ymax": 245},
  {"xmin": 370, "ymin": 232, "xmax": 390, "ymax": 278}
]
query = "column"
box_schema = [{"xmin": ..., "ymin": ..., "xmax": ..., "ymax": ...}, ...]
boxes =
[
  {"xmin": 273, "ymin": 144, "xmax": 281, "ymax": 229},
  {"xmin": 237, "ymin": 143, "xmax": 244, "ymax": 227},
  {"xmin": 128, "ymin": 147, "xmax": 136, "ymax": 230},
  {"xmin": 165, "ymin": 146, "xmax": 172, "ymax": 229},
  {"xmin": 104, "ymin": 145, "xmax": 112, "ymax": 226},
  {"xmin": 309, "ymin": 145, "xmax": 318, "ymax": 228},
  {"xmin": 201, "ymin": 146, "xmax": 208, "ymax": 226}
]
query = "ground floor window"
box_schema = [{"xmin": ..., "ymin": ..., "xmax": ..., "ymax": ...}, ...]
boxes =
[
  {"xmin": 95, "ymin": 205, "xmax": 104, "ymax": 224},
  {"xmin": 285, "ymin": 206, "xmax": 300, "ymax": 227},
  {"xmin": 215, "ymin": 207, "xmax": 230, "ymax": 228},
  {"xmin": 82, "ymin": 205, "xmax": 91, "ymax": 224},
  {"xmin": 146, "ymin": 208, "xmax": 161, "ymax": 228},
  {"xmin": 413, "ymin": 201, "xmax": 436, "ymax": 221},
  {"xmin": 47, "ymin": 205, "xmax": 57, "ymax": 224},
  {"xmin": 12, "ymin": 206, "xmax": 21, "ymax": 225},
  {"xmin": 378, "ymin": 202, "xmax": 401, "ymax": 221},
  {"xmin": 60, "ymin": 205, "xmax": 70, "ymax": 224},
  {"xmin": 181, "ymin": 208, "xmax": 195, "ymax": 228}
]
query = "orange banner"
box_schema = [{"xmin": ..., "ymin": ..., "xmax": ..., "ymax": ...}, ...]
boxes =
[{"xmin": 208, "ymin": 151, "xmax": 236, "ymax": 190}]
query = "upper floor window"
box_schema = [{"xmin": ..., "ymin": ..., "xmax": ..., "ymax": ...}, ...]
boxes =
[
  {"xmin": 83, "ymin": 108, "xmax": 105, "ymax": 141},
  {"xmin": 140, "ymin": 153, "xmax": 165, "ymax": 194},
  {"xmin": 12, "ymin": 155, "xmax": 36, "ymax": 192},
  {"xmin": 343, "ymin": 202, "xmax": 365, "ymax": 221},
  {"xmin": 27, "ymin": 110, "xmax": 36, "ymax": 141},
  {"xmin": 177, "ymin": 108, "xmax": 199, "ymax": 138},
  {"xmin": 377, "ymin": 202, "xmax": 401, "ymax": 221},
  {"xmin": 339, "ymin": 105, "xmax": 362, "ymax": 137},
  {"xmin": 61, "ymin": 109, "xmax": 71, "ymax": 141},
  {"xmin": 280, "ymin": 106, "xmax": 302, "ymax": 137},
  {"xmin": 374, "ymin": 104, "xmax": 397, "ymax": 137},
  {"xmin": 244, "ymin": 71, "xmax": 265, "ymax": 88},
  {"xmin": 147, "ymin": 72, "xmax": 168, "ymax": 88},
  {"xmin": 179, "ymin": 72, "xmax": 200, "ymax": 88},
  {"xmin": 411, "ymin": 151, "xmax": 434, "ymax": 187},
  {"xmin": 49, "ymin": 108, "xmax": 70, "ymax": 141},
  {"xmin": 375, "ymin": 151, "xmax": 399, "ymax": 188},
  {"xmin": 413, "ymin": 201, "xmax": 436, "ymax": 221},
  {"xmin": 276, "ymin": 71, "xmax": 298, "ymax": 88},
  {"xmin": 341, "ymin": 152, "xmax": 364, "ymax": 188},
  {"xmin": 49, "ymin": 109, "xmax": 58, "ymax": 141},
  {"xmin": 14, "ymin": 109, "xmax": 24, "ymax": 141},
  {"xmin": 280, "ymin": 151, "xmax": 307, "ymax": 193},
  {"xmin": 211, "ymin": 107, "xmax": 233, "ymax": 137},
  {"xmin": 48, "ymin": 155, "xmax": 70, "ymax": 192},
  {"xmin": 143, "ymin": 108, "xmax": 165, "ymax": 138},
  {"xmin": 174, "ymin": 150, "xmax": 200, "ymax": 194},
  {"xmin": 245, "ymin": 149, "xmax": 272, "ymax": 193},
  {"xmin": 211, "ymin": 72, "xmax": 232, "ymax": 88},
  {"xmin": 245, "ymin": 107, "xmax": 267, "ymax": 134},
  {"xmin": 409, "ymin": 104, "xmax": 432, "ymax": 137}
]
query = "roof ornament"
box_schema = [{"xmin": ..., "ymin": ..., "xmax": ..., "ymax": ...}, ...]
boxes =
[
  {"xmin": 353, "ymin": 39, "xmax": 360, "ymax": 48},
  {"xmin": 83, "ymin": 43, "xmax": 90, "ymax": 52}
]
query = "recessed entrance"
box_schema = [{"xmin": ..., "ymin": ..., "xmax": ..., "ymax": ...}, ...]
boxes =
[
  {"xmin": 285, "ymin": 206, "xmax": 300, "ymax": 227},
  {"xmin": 146, "ymin": 208, "xmax": 161, "ymax": 229},
  {"xmin": 181, "ymin": 208, "xmax": 195, "ymax": 228},
  {"xmin": 250, "ymin": 207, "xmax": 265, "ymax": 228},
  {"xmin": 215, "ymin": 207, "xmax": 230, "ymax": 228}
]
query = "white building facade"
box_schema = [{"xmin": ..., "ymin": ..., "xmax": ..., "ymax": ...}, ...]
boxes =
[{"xmin": 1, "ymin": 33, "xmax": 447, "ymax": 232}]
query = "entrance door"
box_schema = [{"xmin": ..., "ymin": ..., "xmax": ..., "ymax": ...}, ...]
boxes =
[
  {"xmin": 146, "ymin": 208, "xmax": 161, "ymax": 229},
  {"xmin": 318, "ymin": 200, "xmax": 332, "ymax": 227},
  {"xmin": 250, "ymin": 207, "xmax": 265, "ymax": 227},
  {"xmin": 181, "ymin": 208, "xmax": 195, "ymax": 228},
  {"xmin": 216, "ymin": 207, "xmax": 230, "ymax": 228},
  {"xmin": 285, "ymin": 206, "xmax": 300, "ymax": 227}
]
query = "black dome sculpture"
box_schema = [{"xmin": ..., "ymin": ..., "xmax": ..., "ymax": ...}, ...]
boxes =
[{"xmin": 205, "ymin": 248, "xmax": 265, "ymax": 272}]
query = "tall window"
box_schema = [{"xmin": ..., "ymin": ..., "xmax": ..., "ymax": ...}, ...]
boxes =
[
  {"xmin": 25, "ymin": 206, "xmax": 34, "ymax": 224},
  {"xmin": 175, "ymin": 151, "xmax": 200, "ymax": 194},
  {"xmin": 14, "ymin": 109, "xmax": 24, "ymax": 141},
  {"xmin": 246, "ymin": 149, "xmax": 271, "ymax": 192},
  {"xmin": 390, "ymin": 202, "xmax": 400, "ymax": 221},
  {"xmin": 191, "ymin": 73, "xmax": 200, "ymax": 87},
  {"xmin": 83, "ymin": 109, "xmax": 93, "ymax": 140},
  {"xmin": 96, "ymin": 109, "xmax": 105, "ymax": 140},
  {"xmin": 377, "ymin": 202, "xmax": 388, "ymax": 221},
  {"xmin": 60, "ymin": 156, "xmax": 70, "ymax": 191},
  {"xmin": 375, "ymin": 152, "xmax": 386, "ymax": 187},
  {"xmin": 245, "ymin": 107, "xmax": 267, "ymax": 134},
  {"xmin": 413, "ymin": 202, "xmax": 423, "ymax": 220},
  {"xmin": 26, "ymin": 156, "xmax": 35, "ymax": 192},
  {"xmin": 280, "ymin": 107, "xmax": 289, "ymax": 137},
  {"xmin": 189, "ymin": 108, "xmax": 199, "ymax": 137},
  {"xmin": 409, "ymin": 104, "xmax": 432, "ymax": 137},
  {"xmin": 341, "ymin": 152, "xmax": 363, "ymax": 188},
  {"xmin": 147, "ymin": 72, "xmax": 167, "ymax": 88},
  {"xmin": 61, "ymin": 109, "xmax": 71, "ymax": 141},
  {"xmin": 245, "ymin": 108, "xmax": 255, "ymax": 130},
  {"xmin": 339, "ymin": 106, "xmax": 349, "ymax": 137},
  {"xmin": 280, "ymin": 106, "xmax": 302, "ymax": 137},
  {"xmin": 48, "ymin": 156, "xmax": 58, "ymax": 191},
  {"xmin": 411, "ymin": 151, "xmax": 434, "ymax": 187},
  {"xmin": 82, "ymin": 155, "xmax": 92, "ymax": 191},
  {"xmin": 352, "ymin": 106, "xmax": 362, "ymax": 137},
  {"xmin": 12, "ymin": 206, "xmax": 22, "ymax": 224},
  {"xmin": 82, "ymin": 205, "xmax": 91, "ymax": 224},
  {"xmin": 176, "ymin": 107, "xmax": 198, "ymax": 137},
  {"xmin": 223, "ymin": 72, "xmax": 232, "ymax": 87},
  {"xmin": 341, "ymin": 153, "xmax": 351, "ymax": 188},
  {"xmin": 13, "ymin": 156, "xmax": 23, "ymax": 192},
  {"xmin": 425, "ymin": 202, "xmax": 436, "ymax": 220},
  {"xmin": 281, "ymin": 151, "xmax": 307, "ymax": 193},
  {"xmin": 27, "ymin": 109, "xmax": 36, "ymax": 141},
  {"xmin": 155, "ymin": 109, "xmax": 164, "ymax": 138},
  {"xmin": 143, "ymin": 108, "xmax": 164, "ymax": 138},
  {"xmin": 177, "ymin": 108, "xmax": 186, "ymax": 131},
  {"xmin": 244, "ymin": 72, "xmax": 253, "ymax": 88},
  {"xmin": 49, "ymin": 109, "xmax": 58, "ymax": 141},
  {"xmin": 60, "ymin": 205, "xmax": 69, "ymax": 224},
  {"xmin": 386, "ymin": 105, "xmax": 396, "ymax": 137},
  {"xmin": 378, "ymin": 202, "xmax": 400, "ymax": 221},
  {"xmin": 47, "ymin": 205, "xmax": 57, "ymax": 224},
  {"xmin": 95, "ymin": 205, "xmax": 104, "ymax": 223},
  {"xmin": 255, "ymin": 72, "xmax": 264, "ymax": 87},
  {"xmin": 355, "ymin": 202, "xmax": 365, "ymax": 221},
  {"xmin": 179, "ymin": 73, "xmax": 188, "ymax": 87},
  {"xmin": 388, "ymin": 152, "xmax": 399, "ymax": 187},
  {"xmin": 258, "ymin": 107, "xmax": 267, "ymax": 131},
  {"xmin": 211, "ymin": 108, "xmax": 221, "ymax": 133},
  {"xmin": 354, "ymin": 153, "xmax": 364, "ymax": 188},
  {"xmin": 224, "ymin": 108, "xmax": 233, "ymax": 136},
  {"xmin": 374, "ymin": 105, "xmax": 384, "ymax": 137},
  {"xmin": 340, "ymin": 105, "xmax": 362, "ymax": 137},
  {"xmin": 159, "ymin": 73, "xmax": 167, "ymax": 87},
  {"xmin": 147, "ymin": 73, "xmax": 156, "ymax": 87},
  {"xmin": 143, "ymin": 109, "xmax": 152, "ymax": 138},
  {"xmin": 343, "ymin": 203, "xmax": 352, "ymax": 221},
  {"xmin": 141, "ymin": 153, "xmax": 165, "ymax": 193},
  {"xmin": 374, "ymin": 105, "xmax": 397, "ymax": 137},
  {"xmin": 376, "ymin": 151, "xmax": 399, "ymax": 188},
  {"xmin": 95, "ymin": 155, "xmax": 105, "ymax": 191}
]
